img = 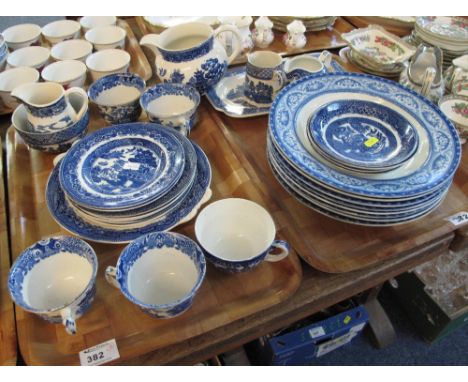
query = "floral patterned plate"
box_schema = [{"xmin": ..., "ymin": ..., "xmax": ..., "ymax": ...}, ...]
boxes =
[
  {"xmin": 416, "ymin": 17, "xmax": 468, "ymax": 42},
  {"xmin": 342, "ymin": 25, "xmax": 416, "ymax": 67}
]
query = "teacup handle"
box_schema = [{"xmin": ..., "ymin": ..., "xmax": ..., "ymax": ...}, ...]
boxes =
[
  {"xmin": 450, "ymin": 68, "xmax": 464, "ymax": 90},
  {"xmin": 272, "ymin": 70, "xmax": 286, "ymax": 92},
  {"xmin": 264, "ymin": 240, "xmax": 290, "ymax": 263},
  {"xmin": 64, "ymin": 87, "xmax": 88, "ymax": 121},
  {"xmin": 318, "ymin": 51, "xmax": 333, "ymax": 72},
  {"xmin": 61, "ymin": 307, "xmax": 77, "ymax": 335},
  {"xmin": 105, "ymin": 266, "xmax": 120, "ymax": 289},
  {"xmin": 214, "ymin": 25, "xmax": 243, "ymax": 65}
]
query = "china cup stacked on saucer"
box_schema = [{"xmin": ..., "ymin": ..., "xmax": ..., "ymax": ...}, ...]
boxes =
[
  {"xmin": 47, "ymin": 122, "xmax": 212, "ymax": 243},
  {"xmin": 267, "ymin": 72, "xmax": 461, "ymax": 226},
  {"xmin": 410, "ymin": 17, "xmax": 468, "ymax": 70}
]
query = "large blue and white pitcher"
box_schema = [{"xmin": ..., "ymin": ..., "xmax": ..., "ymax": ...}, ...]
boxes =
[{"xmin": 140, "ymin": 22, "xmax": 243, "ymax": 94}]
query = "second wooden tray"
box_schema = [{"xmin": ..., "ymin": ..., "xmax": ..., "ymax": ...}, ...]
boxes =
[{"xmin": 6, "ymin": 103, "xmax": 302, "ymax": 365}]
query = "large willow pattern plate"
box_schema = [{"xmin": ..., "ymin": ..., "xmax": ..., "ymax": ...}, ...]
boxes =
[{"xmin": 269, "ymin": 73, "xmax": 461, "ymax": 199}]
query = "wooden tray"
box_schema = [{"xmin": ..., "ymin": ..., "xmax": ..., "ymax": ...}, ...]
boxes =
[
  {"xmin": 208, "ymin": 104, "xmax": 468, "ymax": 274},
  {"xmin": 5, "ymin": 103, "xmax": 302, "ymax": 365},
  {"xmin": 0, "ymin": 137, "xmax": 17, "ymax": 365},
  {"xmin": 135, "ymin": 16, "xmax": 354, "ymax": 69},
  {"xmin": 0, "ymin": 18, "xmax": 152, "ymax": 116},
  {"xmin": 343, "ymin": 16, "xmax": 414, "ymax": 37}
]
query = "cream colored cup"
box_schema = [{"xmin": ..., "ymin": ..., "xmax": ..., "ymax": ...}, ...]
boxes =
[
  {"xmin": 86, "ymin": 49, "xmax": 131, "ymax": 81},
  {"xmin": 2, "ymin": 23, "xmax": 41, "ymax": 50},
  {"xmin": 42, "ymin": 20, "xmax": 81, "ymax": 45},
  {"xmin": 0, "ymin": 67, "xmax": 39, "ymax": 109},
  {"xmin": 51, "ymin": 39, "xmax": 93, "ymax": 62},
  {"xmin": 85, "ymin": 26, "xmax": 126, "ymax": 51},
  {"xmin": 7, "ymin": 46, "xmax": 50, "ymax": 70},
  {"xmin": 42, "ymin": 60, "xmax": 87, "ymax": 89},
  {"xmin": 80, "ymin": 16, "xmax": 117, "ymax": 32}
]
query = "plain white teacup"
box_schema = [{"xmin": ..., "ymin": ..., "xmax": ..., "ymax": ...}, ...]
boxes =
[
  {"xmin": 195, "ymin": 198, "xmax": 290, "ymax": 272},
  {"xmin": 7, "ymin": 46, "xmax": 50, "ymax": 70},
  {"xmin": 0, "ymin": 67, "xmax": 40, "ymax": 109},
  {"xmin": 42, "ymin": 60, "xmax": 87, "ymax": 89},
  {"xmin": 2, "ymin": 23, "xmax": 41, "ymax": 50},
  {"xmin": 41, "ymin": 20, "xmax": 81, "ymax": 45},
  {"xmin": 85, "ymin": 26, "xmax": 126, "ymax": 51},
  {"xmin": 51, "ymin": 39, "xmax": 93, "ymax": 62},
  {"xmin": 86, "ymin": 49, "xmax": 131, "ymax": 81},
  {"xmin": 80, "ymin": 16, "xmax": 117, "ymax": 32}
]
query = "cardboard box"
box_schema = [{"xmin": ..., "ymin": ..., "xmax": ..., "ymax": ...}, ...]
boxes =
[
  {"xmin": 388, "ymin": 272, "xmax": 468, "ymax": 342},
  {"xmin": 249, "ymin": 305, "xmax": 368, "ymax": 365}
]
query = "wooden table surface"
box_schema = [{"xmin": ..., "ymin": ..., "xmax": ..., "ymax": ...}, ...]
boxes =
[
  {"xmin": 1, "ymin": 17, "xmax": 468, "ymax": 365},
  {"xmin": 0, "ymin": 137, "xmax": 17, "ymax": 366}
]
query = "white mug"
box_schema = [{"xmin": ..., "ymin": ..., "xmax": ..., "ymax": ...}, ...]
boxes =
[{"xmin": 245, "ymin": 51, "xmax": 285, "ymax": 105}]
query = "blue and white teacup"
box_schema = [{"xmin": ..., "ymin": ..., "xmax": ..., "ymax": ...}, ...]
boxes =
[
  {"xmin": 89, "ymin": 73, "xmax": 146, "ymax": 124},
  {"xmin": 105, "ymin": 232, "xmax": 206, "ymax": 319},
  {"xmin": 141, "ymin": 83, "xmax": 200, "ymax": 136},
  {"xmin": 283, "ymin": 52, "xmax": 329, "ymax": 82},
  {"xmin": 244, "ymin": 51, "xmax": 285, "ymax": 105},
  {"xmin": 8, "ymin": 236, "xmax": 98, "ymax": 335},
  {"xmin": 195, "ymin": 198, "xmax": 290, "ymax": 273}
]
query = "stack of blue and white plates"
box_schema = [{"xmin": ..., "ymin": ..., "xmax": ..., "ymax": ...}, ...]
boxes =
[
  {"xmin": 46, "ymin": 123, "xmax": 212, "ymax": 243},
  {"xmin": 267, "ymin": 73, "xmax": 461, "ymax": 226}
]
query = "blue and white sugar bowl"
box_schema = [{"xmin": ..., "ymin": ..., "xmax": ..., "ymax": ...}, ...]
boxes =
[
  {"xmin": 195, "ymin": 198, "xmax": 290, "ymax": 273},
  {"xmin": 105, "ymin": 232, "xmax": 206, "ymax": 319},
  {"xmin": 8, "ymin": 236, "xmax": 98, "ymax": 335},
  {"xmin": 88, "ymin": 72, "xmax": 146, "ymax": 124},
  {"xmin": 141, "ymin": 83, "xmax": 200, "ymax": 136}
]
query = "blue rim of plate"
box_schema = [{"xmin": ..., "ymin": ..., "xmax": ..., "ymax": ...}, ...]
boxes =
[
  {"xmin": 268, "ymin": 156, "xmax": 447, "ymax": 226},
  {"xmin": 268, "ymin": 149, "xmax": 448, "ymax": 220},
  {"xmin": 307, "ymin": 99, "xmax": 419, "ymax": 169},
  {"xmin": 66, "ymin": 134, "xmax": 198, "ymax": 219},
  {"xmin": 269, "ymin": 72, "xmax": 461, "ymax": 199},
  {"xmin": 267, "ymin": 138, "xmax": 450, "ymax": 211},
  {"xmin": 206, "ymin": 52, "xmax": 345, "ymax": 118},
  {"xmin": 47, "ymin": 143, "xmax": 211, "ymax": 243},
  {"xmin": 59, "ymin": 123, "xmax": 185, "ymax": 210}
]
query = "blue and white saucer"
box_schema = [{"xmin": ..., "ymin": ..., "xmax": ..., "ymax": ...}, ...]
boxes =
[
  {"xmin": 307, "ymin": 100, "xmax": 419, "ymax": 172},
  {"xmin": 59, "ymin": 123, "xmax": 185, "ymax": 210},
  {"xmin": 47, "ymin": 143, "xmax": 212, "ymax": 243},
  {"xmin": 206, "ymin": 52, "xmax": 344, "ymax": 118}
]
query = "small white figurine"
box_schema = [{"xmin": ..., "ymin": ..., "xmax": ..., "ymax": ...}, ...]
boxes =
[
  {"xmin": 252, "ymin": 16, "xmax": 274, "ymax": 49},
  {"xmin": 283, "ymin": 20, "xmax": 307, "ymax": 50}
]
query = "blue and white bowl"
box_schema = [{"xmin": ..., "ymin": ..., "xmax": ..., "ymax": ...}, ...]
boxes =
[
  {"xmin": 8, "ymin": 236, "xmax": 98, "ymax": 335},
  {"xmin": 141, "ymin": 83, "xmax": 200, "ymax": 136},
  {"xmin": 88, "ymin": 72, "xmax": 145, "ymax": 124},
  {"xmin": 0, "ymin": 34, "xmax": 8, "ymax": 71},
  {"xmin": 195, "ymin": 198, "xmax": 290, "ymax": 273},
  {"xmin": 105, "ymin": 232, "xmax": 206, "ymax": 318},
  {"xmin": 12, "ymin": 90, "xmax": 89, "ymax": 153}
]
